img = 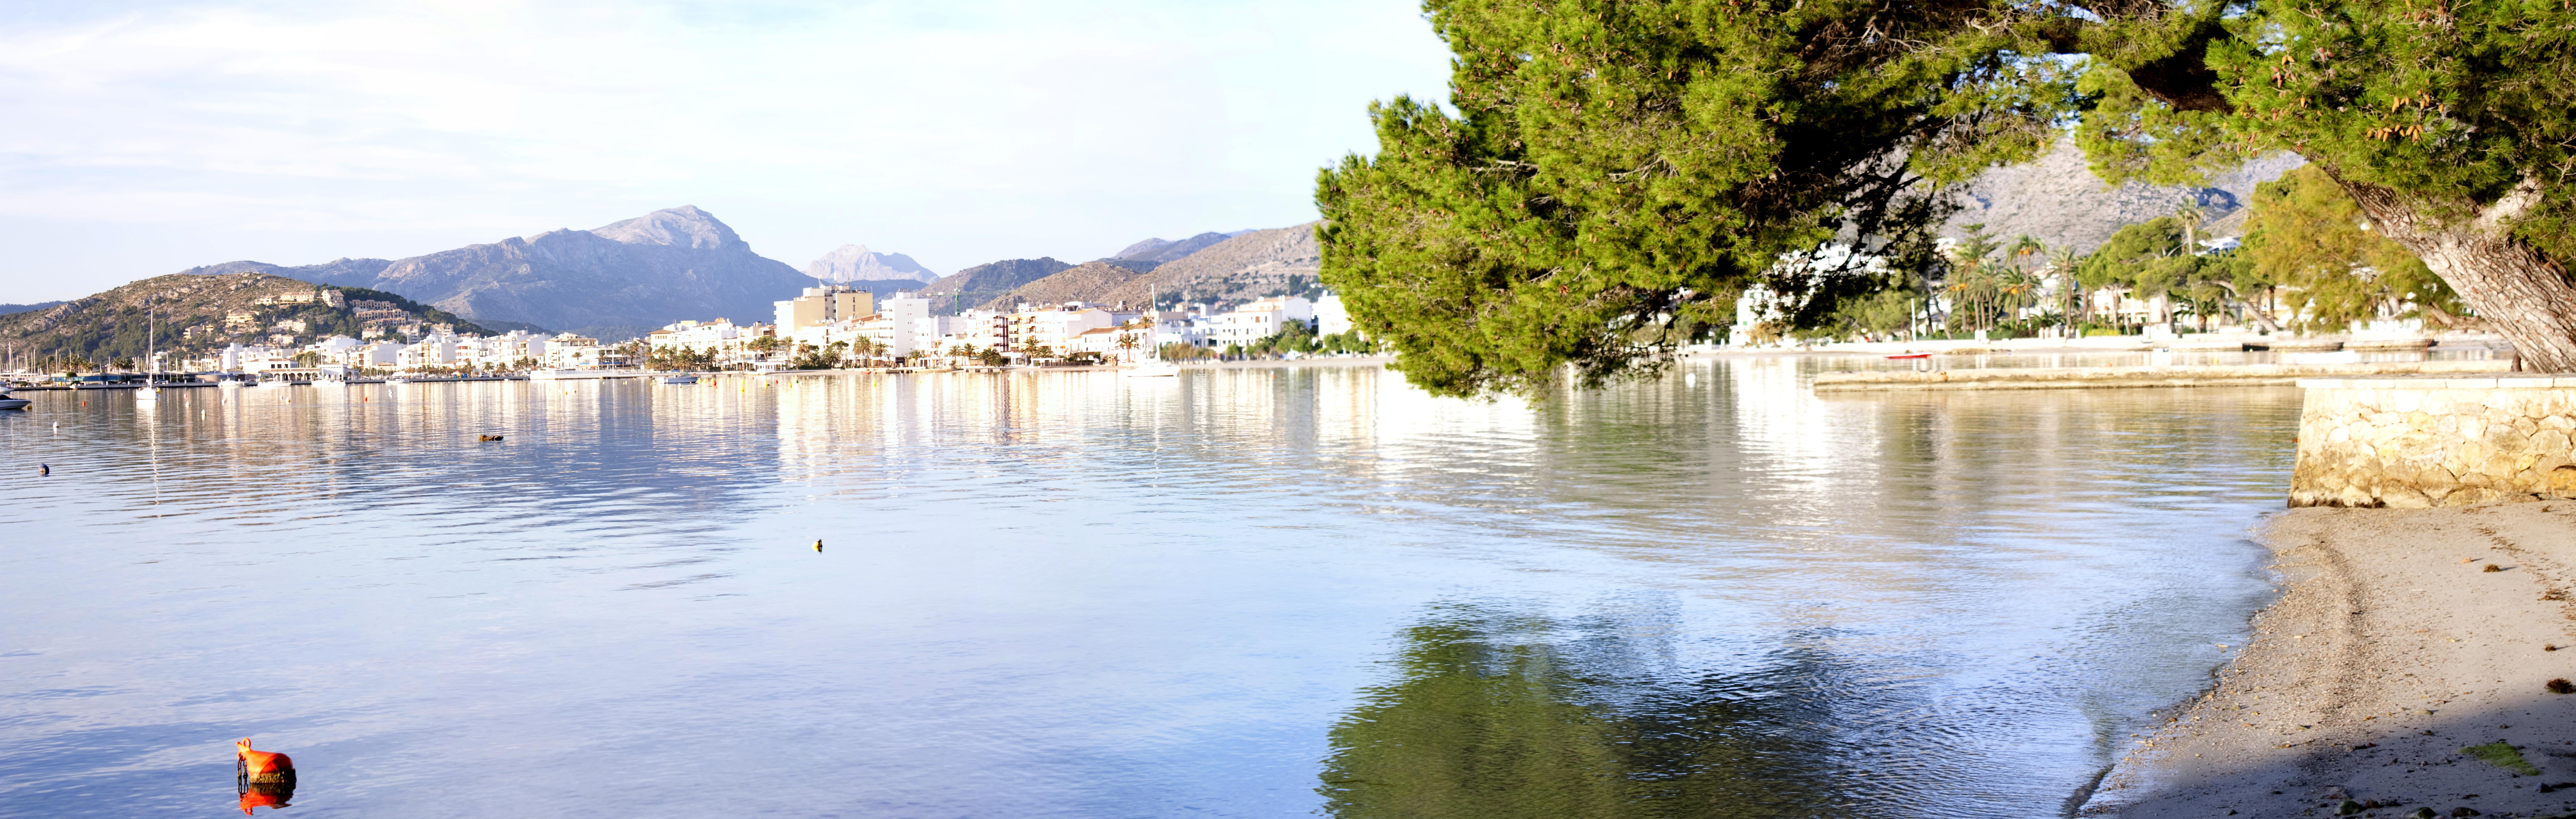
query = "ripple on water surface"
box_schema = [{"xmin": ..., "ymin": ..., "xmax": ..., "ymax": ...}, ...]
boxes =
[{"xmin": 0, "ymin": 359, "xmax": 2297, "ymax": 818}]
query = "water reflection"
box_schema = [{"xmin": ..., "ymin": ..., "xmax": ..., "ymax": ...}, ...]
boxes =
[
  {"xmin": 1321, "ymin": 601, "xmax": 1846, "ymax": 819},
  {"xmin": 0, "ymin": 360, "xmax": 2300, "ymax": 818}
]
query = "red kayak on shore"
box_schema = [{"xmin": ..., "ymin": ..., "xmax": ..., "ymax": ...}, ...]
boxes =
[{"xmin": 1885, "ymin": 353, "xmax": 1932, "ymax": 359}]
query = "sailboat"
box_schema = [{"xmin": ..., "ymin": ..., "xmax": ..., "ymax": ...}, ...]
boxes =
[
  {"xmin": 135, "ymin": 296, "xmax": 162, "ymax": 402},
  {"xmin": 1125, "ymin": 284, "xmax": 1179, "ymax": 378}
]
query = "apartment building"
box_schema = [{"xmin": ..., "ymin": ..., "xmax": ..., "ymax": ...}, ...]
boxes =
[
  {"xmin": 1315, "ymin": 292, "xmax": 1353, "ymax": 337},
  {"xmin": 1068, "ymin": 325, "xmax": 1153, "ymax": 362},
  {"xmin": 774, "ymin": 286, "xmax": 875, "ymax": 332},
  {"xmin": 1009, "ymin": 303, "xmax": 1119, "ymax": 357},
  {"xmin": 932, "ymin": 310, "xmax": 1012, "ymax": 357},
  {"xmin": 1201, "ymin": 296, "xmax": 1314, "ymax": 346}
]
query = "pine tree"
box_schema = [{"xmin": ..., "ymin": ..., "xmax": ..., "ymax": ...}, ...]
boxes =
[{"xmin": 1319, "ymin": 0, "xmax": 2576, "ymax": 395}]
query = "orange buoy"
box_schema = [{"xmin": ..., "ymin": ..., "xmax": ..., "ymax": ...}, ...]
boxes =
[
  {"xmin": 235, "ymin": 738, "xmax": 295, "ymax": 814},
  {"xmin": 236, "ymin": 738, "xmax": 293, "ymax": 783}
]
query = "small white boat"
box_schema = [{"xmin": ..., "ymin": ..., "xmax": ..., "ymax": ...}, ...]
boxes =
[
  {"xmin": 1127, "ymin": 284, "xmax": 1181, "ymax": 379},
  {"xmin": 218, "ymin": 378, "xmax": 247, "ymax": 389},
  {"xmin": 136, "ymin": 298, "xmax": 164, "ymax": 401},
  {"xmin": 661, "ymin": 375, "xmax": 699, "ymax": 385}
]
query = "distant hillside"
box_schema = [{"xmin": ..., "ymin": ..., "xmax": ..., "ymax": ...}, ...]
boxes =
[
  {"xmin": 185, "ymin": 206, "xmax": 810, "ymax": 341},
  {"xmin": 918, "ymin": 257, "xmax": 1072, "ymax": 315},
  {"xmin": 0, "ymin": 301, "xmax": 66, "ymax": 317},
  {"xmin": 0, "ymin": 273, "xmax": 491, "ymax": 366},
  {"xmin": 1096, "ymin": 223, "xmax": 1321, "ymax": 308},
  {"xmin": 828, "ymin": 279, "xmax": 940, "ymax": 301},
  {"xmin": 1110, "ymin": 231, "xmax": 1240, "ymax": 264},
  {"xmin": 1946, "ymin": 139, "xmax": 2305, "ymax": 253},
  {"xmin": 974, "ymin": 261, "xmax": 1146, "ymax": 311},
  {"xmin": 806, "ymin": 244, "xmax": 938, "ymax": 284}
]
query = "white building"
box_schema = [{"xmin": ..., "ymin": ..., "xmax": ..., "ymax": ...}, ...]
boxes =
[
  {"xmin": 932, "ymin": 310, "xmax": 1012, "ymax": 358},
  {"xmin": 1203, "ymin": 296, "xmax": 1314, "ymax": 346},
  {"xmin": 1068, "ymin": 324, "xmax": 1153, "ymax": 362},
  {"xmin": 1009, "ymin": 303, "xmax": 1117, "ymax": 358},
  {"xmin": 873, "ymin": 292, "xmax": 934, "ymax": 358},
  {"xmin": 397, "ymin": 333, "xmax": 460, "ymax": 369},
  {"xmin": 1315, "ymin": 292, "xmax": 1353, "ymax": 337},
  {"xmin": 1151, "ymin": 310, "xmax": 1209, "ymax": 349}
]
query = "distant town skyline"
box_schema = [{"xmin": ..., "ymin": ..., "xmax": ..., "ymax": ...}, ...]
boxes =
[{"xmin": 0, "ymin": 0, "xmax": 1452, "ymax": 302}]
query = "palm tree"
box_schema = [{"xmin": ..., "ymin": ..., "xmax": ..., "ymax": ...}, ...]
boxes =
[
  {"xmin": 2174, "ymin": 204, "xmax": 2206, "ymax": 254},
  {"xmin": 2006, "ymin": 235, "xmax": 2047, "ymax": 274},
  {"xmin": 2047, "ymin": 248, "xmax": 2084, "ymax": 334}
]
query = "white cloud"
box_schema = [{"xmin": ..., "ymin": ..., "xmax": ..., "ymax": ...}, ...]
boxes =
[{"xmin": 0, "ymin": 0, "xmax": 1452, "ymax": 299}]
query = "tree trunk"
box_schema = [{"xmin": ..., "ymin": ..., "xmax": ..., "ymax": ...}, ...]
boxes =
[{"xmin": 2332, "ymin": 171, "xmax": 2576, "ymax": 372}]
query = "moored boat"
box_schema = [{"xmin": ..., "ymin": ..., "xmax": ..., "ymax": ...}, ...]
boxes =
[
  {"xmin": 661, "ymin": 375, "xmax": 699, "ymax": 384},
  {"xmin": 0, "ymin": 387, "xmax": 28, "ymax": 411}
]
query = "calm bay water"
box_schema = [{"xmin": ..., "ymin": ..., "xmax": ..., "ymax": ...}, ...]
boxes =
[{"xmin": 1, "ymin": 358, "xmax": 2298, "ymax": 818}]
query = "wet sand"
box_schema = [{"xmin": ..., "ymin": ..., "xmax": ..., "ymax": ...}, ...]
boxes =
[{"xmin": 2085, "ymin": 502, "xmax": 2576, "ymax": 818}]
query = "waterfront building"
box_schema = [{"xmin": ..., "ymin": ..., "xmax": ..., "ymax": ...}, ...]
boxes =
[
  {"xmin": 1315, "ymin": 292, "xmax": 1353, "ymax": 337},
  {"xmin": 1152, "ymin": 310, "xmax": 1210, "ymax": 349},
  {"xmin": 1202, "ymin": 296, "xmax": 1314, "ymax": 346},
  {"xmin": 539, "ymin": 334, "xmax": 605, "ymax": 369},
  {"xmin": 877, "ymin": 292, "xmax": 933, "ymax": 358},
  {"xmin": 774, "ymin": 286, "xmax": 874, "ymax": 331},
  {"xmin": 934, "ymin": 310, "xmax": 1013, "ymax": 358},
  {"xmin": 396, "ymin": 332, "xmax": 459, "ymax": 369},
  {"xmin": 1068, "ymin": 324, "xmax": 1153, "ymax": 362},
  {"xmin": 1008, "ymin": 303, "xmax": 1117, "ymax": 358}
]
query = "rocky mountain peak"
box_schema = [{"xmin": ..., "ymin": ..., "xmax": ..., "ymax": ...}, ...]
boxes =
[
  {"xmin": 588, "ymin": 205, "xmax": 742, "ymax": 250},
  {"xmin": 805, "ymin": 244, "xmax": 938, "ymax": 284}
]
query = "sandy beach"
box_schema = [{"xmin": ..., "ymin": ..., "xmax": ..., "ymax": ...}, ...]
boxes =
[{"xmin": 2085, "ymin": 502, "xmax": 2576, "ymax": 818}]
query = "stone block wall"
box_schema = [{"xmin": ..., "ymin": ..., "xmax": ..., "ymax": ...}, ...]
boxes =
[{"xmin": 2291, "ymin": 376, "xmax": 2576, "ymax": 508}]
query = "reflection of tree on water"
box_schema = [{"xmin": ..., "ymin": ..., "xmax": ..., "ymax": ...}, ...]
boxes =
[{"xmin": 1318, "ymin": 603, "xmax": 1851, "ymax": 819}]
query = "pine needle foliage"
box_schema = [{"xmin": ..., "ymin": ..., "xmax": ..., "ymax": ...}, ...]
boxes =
[
  {"xmin": 1315, "ymin": 0, "xmax": 2085, "ymax": 397},
  {"xmin": 1323, "ymin": 0, "xmax": 2576, "ymax": 395}
]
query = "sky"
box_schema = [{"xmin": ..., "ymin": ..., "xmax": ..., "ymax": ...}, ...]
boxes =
[{"xmin": 0, "ymin": 0, "xmax": 1456, "ymax": 302}]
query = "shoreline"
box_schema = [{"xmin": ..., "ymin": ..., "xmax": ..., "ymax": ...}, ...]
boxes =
[{"xmin": 2083, "ymin": 502, "xmax": 2576, "ymax": 818}]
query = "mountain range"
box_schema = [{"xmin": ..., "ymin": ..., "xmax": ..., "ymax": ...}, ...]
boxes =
[
  {"xmin": 946, "ymin": 225, "xmax": 1324, "ymax": 314},
  {"xmin": 915, "ymin": 257, "xmax": 1074, "ymax": 315},
  {"xmin": 175, "ymin": 206, "xmax": 812, "ymax": 341},
  {"xmin": 806, "ymin": 244, "xmax": 938, "ymax": 284},
  {"xmin": 13, "ymin": 143, "xmax": 2306, "ymax": 347}
]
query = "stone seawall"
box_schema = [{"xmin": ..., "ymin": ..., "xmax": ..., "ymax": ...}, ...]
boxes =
[
  {"xmin": 1810, "ymin": 359, "xmax": 2510, "ymax": 391},
  {"xmin": 2290, "ymin": 376, "xmax": 2576, "ymax": 507}
]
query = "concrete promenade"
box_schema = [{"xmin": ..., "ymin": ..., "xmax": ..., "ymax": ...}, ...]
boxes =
[{"xmin": 1811, "ymin": 359, "xmax": 2515, "ymax": 391}]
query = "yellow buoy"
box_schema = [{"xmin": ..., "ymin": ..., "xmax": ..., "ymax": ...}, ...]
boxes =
[{"xmin": 813, "ymin": 539, "xmax": 823, "ymax": 552}]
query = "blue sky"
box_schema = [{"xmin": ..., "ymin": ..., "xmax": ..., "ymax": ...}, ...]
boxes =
[{"xmin": 0, "ymin": 0, "xmax": 1454, "ymax": 301}]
